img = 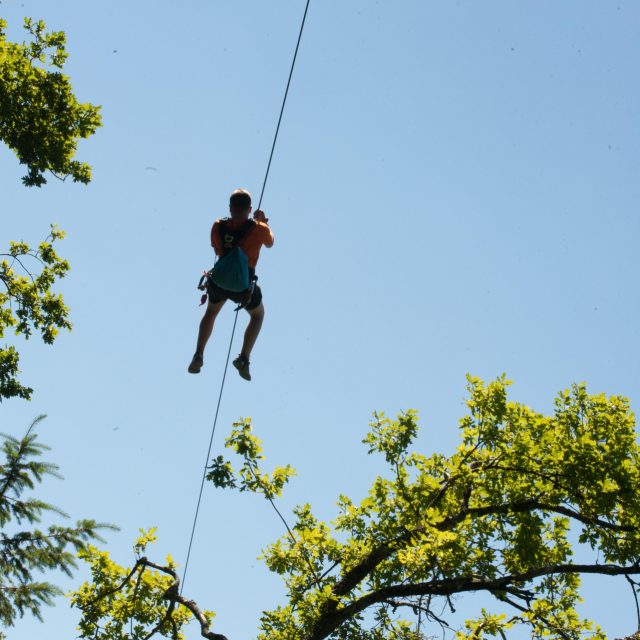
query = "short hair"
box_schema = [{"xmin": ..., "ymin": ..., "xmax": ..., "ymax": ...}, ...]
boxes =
[{"xmin": 229, "ymin": 189, "xmax": 252, "ymax": 211}]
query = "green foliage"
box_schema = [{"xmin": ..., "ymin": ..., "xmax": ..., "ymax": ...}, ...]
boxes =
[
  {"xmin": 207, "ymin": 418, "xmax": 296, "ymax": 500},
  {"xmin": 0, "ymin": 417, "xmax": 113, "ymax": 632},
  {"xmin": 0, "ymin": 225, "xmax": 71, "ymax": 400},
  {"xmin": 0, "ymin": 17, "xmax": 101, "ymax": 186},
  {"xmin": 70, "ymin": 530, "xmax": 197, "ymax": 640},
  {"xmin": 74, "ymin": 378, "xmax": 640, "ymax": 639}
]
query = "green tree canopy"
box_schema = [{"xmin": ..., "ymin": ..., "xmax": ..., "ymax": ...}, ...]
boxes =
[
  {"xmin": 1, "ymin": 15, "xmax": 102, "ymax": 401},
  {"xmin": 0, "ymin": 13, "xmax": 108, "ymax": 638},
  {"xmin": 0, "ymin": 225, "xmax": 71, "ymax": 401},
  {"xmin": 72, "ymin": 377, "xmax": 640, "ymax": 640},
  {"xmin": 0, "ymin": 417, "xmax": 112, "ymax": 639},
  {"xmin": 0, "ymin": 17, "xmax": 101, "ymax": 186}
]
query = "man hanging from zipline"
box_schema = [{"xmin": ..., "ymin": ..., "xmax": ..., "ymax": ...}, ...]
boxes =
[{"xmin": 188, "ymin": 189, "xmax": 274, "ymax": 381}]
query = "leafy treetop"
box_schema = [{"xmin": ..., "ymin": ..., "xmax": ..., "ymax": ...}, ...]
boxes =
[
  {"xmin": 72, "ymin": 377, "xmax": 640, "ymax": 640},
  {"xmin": 0, "ymin": 17, "xmax": 102, "ymax": 186}
]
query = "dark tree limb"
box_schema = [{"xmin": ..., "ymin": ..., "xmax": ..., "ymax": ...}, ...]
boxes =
[
  {"xmin": 437, "ymin": 499, "xmax": 633, "ymax": 533},
  {"xmin": 142, "ymin": 559, "xmax": 229, "ymax": 640},
  {"xmin": 306, "ymin": 562, "xmax": 640, "ymax": 640},
  {"xmin": 495, "ymin": 592, "xmax": 572, "ymax": 640},
  {"xmin": 142, "ymin": 599, "xmax": 176, "ymax": 640},
  {"xmin": 625, "ymin": 575, "xmax": 640, "ymax": 631},
  {"xmin": 87, "ymin": 557, "xmax": 228, "ymax": 640},
  {"xmin": 331, "ymin": 495, "xmax": 632, "ymax": 608},
  {"xmin": 89, "ymin": 558, "xmax": 145, "ymax": 604}
]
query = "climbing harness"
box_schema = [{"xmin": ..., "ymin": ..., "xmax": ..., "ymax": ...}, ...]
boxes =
[
  {"xmin": 181, "ymin": 0, "xmax": 312, "ymax": 593},
  {"xmin": 197, "ymin": 218, "xmax": 257, "ymax": 301},
  {"xmin": 218, "ymin": 218, "xmax": 257, "ymax": 250},
  {"xmin": 211, "ymin": 218, "xmax": 256, "ymax": 293}
]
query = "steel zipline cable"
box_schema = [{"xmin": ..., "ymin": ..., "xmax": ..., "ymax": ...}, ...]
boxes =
[
  {"xmin": 180, "ymin": 311, "xmax": 238, "ymax": 594},
  {"xmin": 181, "ymin": 0, "xmax": 312, "ymax": 593},
  {"xmin": 256, "ymin": 0, "xmax": 312, "ymax": 212}
]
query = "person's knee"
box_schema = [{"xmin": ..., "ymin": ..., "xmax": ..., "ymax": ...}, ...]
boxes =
[{"xmin": 249, "ymin": 303, "xmax": 265, "ymax": 321}]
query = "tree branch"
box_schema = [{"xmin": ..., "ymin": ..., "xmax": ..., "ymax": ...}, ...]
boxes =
[
  {"xmin": 625, "ymin": 575, "xmax": 640, "ymax": 631},
  {"xmin": 306, "ymin": 562, "xmax": 640, "ymax": 640},
  {"xmin": 437, "ymin": 499, "xmax": 634, "ymax": 533},
  {"xmin": 142, "ymin": 599, "xmax": 176, "ymax": 640},
  {"xmin": 331, "ymin": 476, "xmax": 458, "ymax": 599},
  {"xmin": 89, "ymin": 558, "xmax": 145, "ymax": 604},
  {"xmin": 496, "ymin": 592, "xmax": 572, "ymax": 640},
  {"xmin": 370, "ymin": 496, "xmax": 630, "ymax": 596},
  {"xmin": 86, "ymin": 556, "xmax": 229, "ymax": 640},
  {"xmin": 303, "ymin": 486, "xmax": 637, "ymax": 640},
  {"xmin": 143, "ymin": 559, "xmax": 229, "ymax": 640},
  {"xmin": 245, "ymin": 462, "xmax": 324, "ymax": 592}
]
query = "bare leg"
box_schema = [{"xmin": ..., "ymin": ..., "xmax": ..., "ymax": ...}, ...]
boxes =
[
  {"xmin": 240, "ymin": 302, "xmax": 264, "ymax": 359},
  {"xmin": 196, "ymin": 299, "xmax": 225, "ymax": 355}
]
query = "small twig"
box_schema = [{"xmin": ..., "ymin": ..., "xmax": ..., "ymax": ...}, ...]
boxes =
[
  {"xmin": 12, "ymin": 253, "xmax": 44, "ymax": 275},
  {"xmin": 496, "ymin": 593, "xmax": 529, "ymax": 614},
  {"xmin": 248, "ymin": 463, "xmax": 296, "ymax": 544},
  {"xmin": 498, "ymin": 593, "xmax": 571, "ymax": 640},
  {"xmin": 501, "ymin": 585, "xmax": 534, "ymax": 603},
  {"xmin": 246, "ymin": 462, "xmax": 324, "ymax": 591},
  {"xmin": 130, "ymin": 563, "xmax": 146, "ymax": 637},
  {"xmin": 50, "ymin": 171, "xmax": 68, "ymax": 182},
  {"xmin": 425, "ymin": 605, "xmax": 452, "ymax": 630},
  {"xmin": 493, "ymin": 463, "xmax": 561, "ymax": 485},
  {"xmin": 470, "ymin": 620, "xmax": 487, "ymax": 640},
  {"xmin": 316, "ymin": 559, "xmax": 341, "ymax": 583},
  {"xmin": 89, "ymin": 558, "xmax": 145, "ymax": 604},
  {"xmin": 626, "ymin": 575, "xmax": 640, "ymax": 630},
  {"xmin": 143, "ymin": 599, "xmax": 176, "ymax": 640},
  {"xmin": 445, "ymin": 593, "xmax": 456, "ymax": 614}
]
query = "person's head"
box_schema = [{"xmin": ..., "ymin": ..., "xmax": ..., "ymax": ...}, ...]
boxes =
[{"xmin": 229, "ymin": 189, "xmax": 252, "ymax": 220}]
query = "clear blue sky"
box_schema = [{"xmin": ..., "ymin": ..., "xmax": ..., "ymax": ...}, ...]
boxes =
[{"xmin": 2, "ymin": 0, "xmax": 639, "ymax": 638}]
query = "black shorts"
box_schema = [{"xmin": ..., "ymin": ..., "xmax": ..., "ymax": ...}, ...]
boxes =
[{"xmin": 207, "ymin": 281, "xmax": 263, "ymax": 310}]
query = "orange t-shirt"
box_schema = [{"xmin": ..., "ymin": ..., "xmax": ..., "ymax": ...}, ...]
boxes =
[{"xmin": 211, "ymin": 218, "xmax": 274, "ymax": 269}]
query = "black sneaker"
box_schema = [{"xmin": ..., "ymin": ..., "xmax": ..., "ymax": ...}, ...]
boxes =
[
  {"xmin": 232, "ymin": 355, "xmax": 251, "ymax": 381},
  {"xmin": 188, "ymin": 352, "xmax": 203, "ymax": 374}
]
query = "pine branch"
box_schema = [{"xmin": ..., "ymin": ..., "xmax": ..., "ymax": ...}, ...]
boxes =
[{"xmin": 0, "ymin": 423, "xmax": 114, "ymax": 629}]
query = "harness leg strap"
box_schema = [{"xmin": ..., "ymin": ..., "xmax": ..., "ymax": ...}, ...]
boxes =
[{"xmin": 234, "ymin": 280, "xmax": 256, "ymax": 311}]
